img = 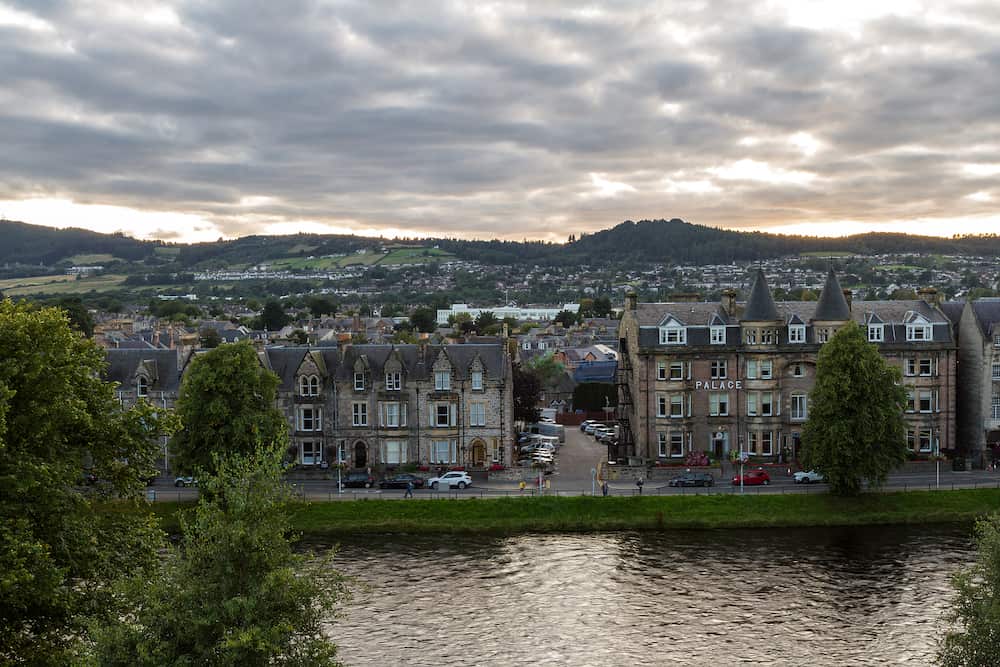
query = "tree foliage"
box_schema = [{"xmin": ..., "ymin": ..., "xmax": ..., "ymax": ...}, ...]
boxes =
[
  {"xmin": 554, "ymin": 310, "xmax": 579, "ymax": 328},
  {"xmin": 199, "ymin": 326, "xmax": 222, "ymax": 348},
  {"xmin": 938, "ymin": 514, "xmax": 1000, "ymax": 667},
  {"xmin": 572, "ymin": 382, "xmax": 618, "ymax": 412},
  {"xmin": 512, "ymin": 364, "xmax": 542, "ymax": 424},
  {"xmin": 473, "ymin": 310, "xmax": 498, "ymax": 332},
  {"xmin": 801, "ymin": 322, "xmax": 907, "ymax": 496},
  {"xmin": 170, "ymin": 342, "xmax": 288, "ymax": 476},
  {"xmin": 259, "ymin": 299, "xmax": 290, "ymax": 331},
  {"xmin": 0, "ymin": 299, "xmax": 168, "ymax": 665},
  {"xmin": 525, "ymin": 352, "xmax": 566, "ymax": 389},
  {"xmin": 409, "ymin": 307, "xmax": 437, "ymax": 333},
  {"xmin": 94, "ymin": 448, "xmax": 346, "ymax": 666}
]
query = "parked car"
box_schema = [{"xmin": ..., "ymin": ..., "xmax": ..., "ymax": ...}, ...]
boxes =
[
  {"xmin": 580, "ymin": 420, "xmax": 598, "ymax": 431},
  {"xmin": 668, "ymin": 472, "xmax": 715, "ymax": 487},
  {"xmin": 378, "ymin": 473, "xmax": 425, "ymax": 490},
  {"xmin": 174, "ymin": 476, "xmax": 198, "ymax": 487},
  {"xmin": 583, "ymin": 423, "xmax": 601, "ymax": 435},
  {"xmin": 427, "ymin": 471, "xmax": 473, "ymax": 490},
  {"xmin": 793, "ymin": 470, "xmax": 825, "ymax": 484},
  {"xmin": 731, "ymin": 470, "xmax": 771, "ymax": 486},
  {"xmin": 344, "ymin": 472, "xmax": 375, "ymax": 488}
]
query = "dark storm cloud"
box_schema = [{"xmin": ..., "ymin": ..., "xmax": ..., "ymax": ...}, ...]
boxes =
[{"xmin": 1, "ymin": 1, "xmax": 999, "ymax": 240}]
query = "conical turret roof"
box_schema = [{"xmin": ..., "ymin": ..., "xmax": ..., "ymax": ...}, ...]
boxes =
[
  {"xmin": 813, "ymin": 269, "xmax": 852, "ymax": 321},
  {"xmin": 742, "ymin": 269, "xmax": 780, "ymax": 321}
]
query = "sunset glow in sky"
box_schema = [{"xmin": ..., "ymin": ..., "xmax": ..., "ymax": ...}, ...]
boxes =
[{"xmin": 2, "ymin": 1, "xmax": 999, "ymax": 243}]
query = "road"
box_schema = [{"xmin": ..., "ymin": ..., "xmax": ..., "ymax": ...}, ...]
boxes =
[{"xmin": 147, "ymin": 427, "xmax": 1000, "ymax": 501}]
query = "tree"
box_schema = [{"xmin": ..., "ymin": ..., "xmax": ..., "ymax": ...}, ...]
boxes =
[
  {"xmin": 198, "ymin": 326, "xmax": 222, "ymax": 348},
  {"xmin": 938, "ymin": 513, "xmax": 1000, "ymax": 667},
  {"xmin": 512, "ymin": 364, "xmax": 542, "ymax": 424},
  {"xmin": 526, "ymin": 352, "xmax": 566, "ymax": 389},
  {"xmin": 94, "ymin": 448, "xmax": 346, "ymax": 666},
  {"xmin": 170, "ymin": 341, "xmax": 288, "ymax": 476},
  {"xmin": 55, "ymin": 296, "xmax": 95, "ymax": 337},
  {"xmin": 289, "ymin": 329, "xmax": 309, "ymax": 345},
  {"xmin": 573, "ymin": 382, "xmax": 617, "ymax": 411},
  {"xmin": 554, "ymin": 310, "xmax": 579, "ymax": 328},
  {"xmin": 308, "ymin": 296, "xmax": 337, "ymax": 319},
  {"xmin": 474, "ymin": 310, "xmax": 498, "ymax": 332},
  {"xmin": 0, "ymin": 299, "xmax": 168, "ymax": 664},
  {"xmin": 409, "ymin": 307, "xmax": 437, "ymax": 333},
  {"xmin": 259, "ymin": 299, "xmax": 290, "ymax": 331},
  {"xmin": 801, "ymin": 322, "xmax": 907, "ymax": 496}
]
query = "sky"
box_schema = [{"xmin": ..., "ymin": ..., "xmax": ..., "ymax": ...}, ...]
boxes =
[{"xmin": 2, "ymin": 1, "xmax": 1000, "ymax": 244}]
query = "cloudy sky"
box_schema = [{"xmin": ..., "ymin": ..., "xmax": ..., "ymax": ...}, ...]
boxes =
[{"xmin": 2, "ymin": 1, "xmax": 1000, "ymax": 243}]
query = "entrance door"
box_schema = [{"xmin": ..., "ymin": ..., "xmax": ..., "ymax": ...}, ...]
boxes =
[
  {"xmin": 791, "ymin": 433, "xmax": 801, "ymax": 463},
  {"xmin": 711, "ymin": 432, "xmax": 728, "ymax": 459},
  {"xmin": 471, "ymin": 441, "xmax": 486, "ymax": 467},
  {"xmin": 353, "ymin": 441, "xmax": 367, "ymax": 469}
]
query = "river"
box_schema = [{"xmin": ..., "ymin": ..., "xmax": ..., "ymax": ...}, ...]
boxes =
[{"xmin": 317, "ymin": 524, "xmax": 974, "ymax": 666}]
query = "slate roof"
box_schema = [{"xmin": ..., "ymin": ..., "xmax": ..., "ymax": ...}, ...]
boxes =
[
  {"xmin": 813, "ymin": 269, "xmax": 852, "ymax": 321},
  {"xmin": 104, "ymin": 349, "xmax": 184, "ymax": 393},
  {"xmin": 742, "ymin": 268, "xmax": 780, "ymax": 321},
  {"xmin": 970, "ymin": 299, "xmax": 1000, "ymax": 337}
]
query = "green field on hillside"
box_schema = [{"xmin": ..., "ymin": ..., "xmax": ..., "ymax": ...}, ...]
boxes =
[
  {"xmin": 0, "ymin": 273, "xmax": 128, "ymax": 296},
  {"xmin": 379, "ymin": 247, "xmax": 453, "ymax": 264},
  {"xmin": 800, "ymin": 251, "xmax": 853, "ymax": 258},
  {"xmin": 67, "ymin": 253, "xmax": 118, "ymax": 264}
]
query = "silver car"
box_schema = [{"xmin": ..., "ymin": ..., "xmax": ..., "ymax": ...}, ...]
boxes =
[{"xmin": 793, "ymin": 470, "xmax": 824, "ymax": 484}]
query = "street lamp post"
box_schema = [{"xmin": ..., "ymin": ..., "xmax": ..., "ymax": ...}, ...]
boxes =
[{"xmin": 936, "ymin": 440, "xmax": 940, "ymax": 490}]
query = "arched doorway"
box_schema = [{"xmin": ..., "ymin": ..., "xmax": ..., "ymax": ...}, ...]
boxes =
[
  {"xmin": 353, "ymin": 441, "xmax": 367, "ymax": 469},
  {"xmin": 471, "ymin": 439, "xmax": 487, "ymax": 467}
]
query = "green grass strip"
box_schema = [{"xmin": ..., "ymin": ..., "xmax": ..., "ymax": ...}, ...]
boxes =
[{"xmin": 148, "ymin": 488, "xmax": 1000, "ymax": 536}]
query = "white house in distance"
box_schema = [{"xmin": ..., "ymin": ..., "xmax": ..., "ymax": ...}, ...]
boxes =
[{"xmin": 436, "ymin": 303, "xmax": 580, "ymax": 325}]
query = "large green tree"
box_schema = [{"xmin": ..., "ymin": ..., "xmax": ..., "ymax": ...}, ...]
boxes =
[
  {"xmin": 526, "ymin": 352, "xmax": 566, "ymax": 390},
  {"xmin": 170, "ymin": 341, "xmax": 288, "ymax": 475},
  {"xmin": 512, "ymin": 364, "xmax": 542, "ymax": 424},
  {"xmin": 938, "ymin": 514, "xmax": 1000, "ymax": 666},
  {"xmin": 801, "ymin": 322, "xmax": 907, "ymax": 495},
  {"xmin": 94, "ymin": 448, "xmax": 346, "ymax": 666},
  {"xmin": 0, "ymin": 299, "xmax": 167, "ymax": 665}
]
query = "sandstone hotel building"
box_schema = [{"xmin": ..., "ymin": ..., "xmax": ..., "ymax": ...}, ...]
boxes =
[{"xmin": 616, "ymin": 269, "xmax": 957, "ymax": 464}]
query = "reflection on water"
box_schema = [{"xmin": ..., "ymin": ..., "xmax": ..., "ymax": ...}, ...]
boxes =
[{"xmin": 314, "ymin": 525, "xmax": 973, "ymax": 666}]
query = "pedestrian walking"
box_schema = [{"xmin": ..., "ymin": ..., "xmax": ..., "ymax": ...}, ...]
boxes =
[
  {"xmin": 601, "ymin": 480, "xmax": 609, "ymax": 497},
  {"xmin": 404, "ymin": 480, "xmax": 414, "ymax": 498},
  {"xmin": 636, "ymin": 477, "xmax": 644, "ymax": 495},
  {"xmin": 519, "ymin": 480, "xmax": 526, "ymax": 493}
]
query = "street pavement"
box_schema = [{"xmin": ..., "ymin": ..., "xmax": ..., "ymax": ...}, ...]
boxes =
[{"xmin": 148, "ymin": 428, "xmax": 1000, "ymax": 502}]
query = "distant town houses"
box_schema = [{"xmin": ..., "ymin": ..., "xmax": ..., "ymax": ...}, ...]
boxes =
[
  {"xmin": 436, "ymin": 302, "xmax": 580, "ymax": 325},
  {"xmin": 106, "ymin": 342, "xmax": 514, "ymax": 472},
  {"xmin": 618, "ymin": 270, "xmax": 961, "ymax": 466}
]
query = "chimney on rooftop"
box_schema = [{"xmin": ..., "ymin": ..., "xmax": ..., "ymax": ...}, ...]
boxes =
[
  {"xmin": 918, "ymin": 287, "xmax": 941, "ymax": 307},
  {"xmin": 842, "ymin": 289, "xmax": 853, "ymax": 312},
  {"xmin": 626, "ymin": 292, "xmax": 637, "ymax": 312},
  {"xmin": 722, "ymin": 289, "xmax": 738, "ymax": 316}
]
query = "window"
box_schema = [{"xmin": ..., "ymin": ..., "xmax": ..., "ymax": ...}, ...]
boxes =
[
  {"xmin": 788, "ymin": 325, "xmax": 805, "ymax": 343},
  {"xmin": 906, "ymin": 430, "xmax": 915, "ymax": 451},
  {"xmin": 431, "ymin": 402, "xmax": 456, "ymax": 427},
  {"xmin": 761, "ymin": 329, "xmax": 776, "ymax": 345},
  {"xmin": 995, "ymin": 335, "xmax": 1000, "ymax": 347},
  {"xmin": 760, "ymin": 392, "xmax": 774, "ymax": 417},
  {"xmin": 670, "ymin": 394, "xmax": 684, "ymax": 418},
  {"xmin": 657, "ymin": 433, "xmax": 668, "ymax": 458},
  {"xmin": 709, "ymin": 392, "xmax": 729, "ymax": 416},
  {"xmin": 670, "ymin": 432, "xmax": 684, "ymax": 457},
  {"xmin": 905, "ymin": 359, "xmax": 916, "ymax": 376},
  {"xmin": 657, "ymin": 395, "xmax": 668, "ymax": 418},
  {"xmin": 746, "ymin": 393, "xmax": 757, "ymax": 416},
  {"xmin": 817, "ymin": 329, "xmax": 830, "ymax": 343},
  {"xmin": 791, "ymin": 394, "xmax": 807, "ymax": 421},
  {"xmin": 538, "ymin": 342, "xmax": 547, "ymax": 350},
  {"xmin": 748, "ymin": 431, "xmax": 758, "ymax": 454},
  {"xmin": 522, "ymin": 342, "xmax": 531, "ymax": 350},
  {"xmin": 747, "ymin": 360, "xmax": 758, "ymax": 379},
  {"xmin": 471, "ymin": 370, "xmax": 484, "ymax": 391},
  {"xmin": 919, "ymin": 358, "xmax": 934, "ymax": 376},
  {"xmin": 992, "ymin": 362, "xmax": 1000, "ymax": 380},
  {"xmin": 470, "ymin": 402, "xmax": 486, "ymax": 427},
  {"xmin": 761, "ymin": 431, "xmax": 773, "ymax": 456},
  {"xmin": 745, "ymin": 329, "xmax": 757, "ymax": 345},
  {"xmin": 906, "ymin": 390, "xmax": 916, "ymax": 413},
  {"xmin": 352, "ymin": 402, "xmax": 367, "ymax": 427},
  {"xmin": 669, "ymin": 362, "xmax": 684, "ymax": 380},
  {"xmin": 919, "ymin": 429, "xmax": 933, "ymax": 452},
  {"xmin": 435, "ymin": 370, "xmax": 451, "ymax": 391},
  {"xmin": 747, "ymin": 360, "xmax": 771, "ymax": 379},
  {"xmin": 792, "ymin": 363, "xmax": 804, "ymax": 377},
  {"xmin": 385, "ymin": 372, "xmax": 401, "ymax": 391},
  {"xmin": 659, "ymin": 326, "xmax": 686, "ymax": 345},
  {"xmin": 868, "ymin": 325, "xmax": 884, "ymax": 342},
  {"xmin": 301, "ymin": 441, "xmax": 322, "ymax": 466},
  {"xmin": 907, "ymin": 324, "xmax": 931, "ymax": 341},
  {"xmin": 711, "ymin": 326, "xmax": 725, "ymax": 344},
  {"xmin": 918, "ymin": 390, "xmax": 934, "ymax": 413},
  {"xmin": 385, "ymin": 440, "xmax": 406, "ymax": 465},
  {"xmin": 380, "ymin": 402, "xmax": 407, "ymax": 427},
  {"xmin": 657, "ymin": 362, "xmax": 667, "ymax": 381},
  {"xmin": 298, "ymin": 374, "xmax": 320, "ymax": 396},
  {"xmin": 760, "ymin": 360, "xmax": 772, "ymax": 379},
  {"xmin": 431, "ymin": 440, "xmax": 455, "ymax": 463},
  {"xmin": 137, "ymin": 376, "xmax": 148, "ymax": 398},
  {"xmin": 298, "ymin": 407, "xmax": 322, "ymax": 431},
  {"xmin": 354, "ymin": 372, "xmax": 365, "ymax": 391},
  {"xmin": 711, "ymin": 361, "xmax": 727, "ymax": 379},
  {"xmin": 992, "ymin": 394, "xmax": 1000, "ymax": 420}
]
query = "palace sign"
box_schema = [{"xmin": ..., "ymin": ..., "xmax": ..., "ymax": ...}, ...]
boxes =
[{"xmin": 694, "ymin": 380, "xmax": 743, "ymax": 390}]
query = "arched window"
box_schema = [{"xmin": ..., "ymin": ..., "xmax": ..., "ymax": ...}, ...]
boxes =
[
  {"xmin": 137, "ymin": 376, "xmax": 149, "ymax": 398},
  {"xmin": 300, "ymin": 375, "xmax": 320, "ymax": 397},
  {"xmin": 309, "ymin": 375, "xmax": 320, "ymax": 395}
]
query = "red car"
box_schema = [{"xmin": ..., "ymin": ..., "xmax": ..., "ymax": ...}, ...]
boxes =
[{"xmin": 731, "ymin": 470, "xmax": 771, "ymax": 486}]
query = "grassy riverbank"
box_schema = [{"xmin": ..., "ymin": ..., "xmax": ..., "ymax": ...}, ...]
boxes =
[{"xmin": 150, "ymin": 488, "xmax": 1000, "ymax": 535}]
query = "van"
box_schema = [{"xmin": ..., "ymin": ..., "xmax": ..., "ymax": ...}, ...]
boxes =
[{"xmin": 528, "ymin": 422, "xmax": 565, "ymax": 443}]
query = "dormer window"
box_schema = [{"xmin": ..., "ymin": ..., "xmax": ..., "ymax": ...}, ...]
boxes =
[
  {"xmin": 299, "ymin": 375, "xmax": 320, "ymax": 396},
  {"xmin": 710, "ymin": 326, "xmax": 725, "ymax": 345},
  {"xmin": 659, "ymin": 325, "xmax": 686, "ymax": 345},
  {"xmin": 471, "ymin": 370, "xmax": 484, "ymax": 391},
  {"xmin": 354, "ymin": 372, "xmax": 365, "ymax": 391},
  {"xmin": 435, "ymin": 370, "xmax": 451, "ymax": 391},
  {"xmin": 868, "ymin": 325, "xmax": 884, "ymax": 343},
  {"xmin": 788, "ymin": 325, "xmax": 805, "ymax": 343},
  {"xmin": 385, "ymin": 372, "xmax": 401, "ymax": 391},
  {"xmin": 994, "ymin": 334, "xmax": 1000, "ymax": 347},
  {"xmin": 137, "ymin": 376, "xmax": 149, "ymax": 398},
  {"xmin": 906, "ymin": 324, "xmax": 931, "ymax": 341},
  {"xmin": 745, "ymin": 329, "xmax": 757, "ymax": 345}
]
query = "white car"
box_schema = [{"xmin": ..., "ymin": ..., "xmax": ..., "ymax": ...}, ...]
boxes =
[
  {"xmin": 793, "ymin": 470, "xmax": 825, "ymax": 484},
  {"xmin": 427, "ymin": 471, "xmax": 473, "ymax": 490}
]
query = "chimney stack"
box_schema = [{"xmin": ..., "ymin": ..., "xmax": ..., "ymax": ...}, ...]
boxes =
[
  {"xmin": 626, "ymin": 292, "xmax": 637, "ymax": 312},
  {"xmin": 842, "ymin": 289, "xmax": 853, "ymax": 312},
  {"xmin": 722, "ymin": 289, "xmax": 738, "ymax": 316},
  {"xmin": 918, "ymin": 287, "xmax": 941, "ymax": 307}
]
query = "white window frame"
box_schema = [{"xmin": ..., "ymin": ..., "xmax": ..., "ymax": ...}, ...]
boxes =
[
  {"xmin": 710, "ymin": 326, "xmax": 726, "ymax": 345},
  {"xmin": 745, "ymin": 329, "xmax": 757, "ymax": 345},
  {"xmin": 669, "ymin": 362, "xmax": 684, "ymax": 381},
  {"xmin": 380, "ymin": 401, "xmax": 407, "ymax": 428},
  {"xmin": 298, "ymin": 406, "xmax": 322, "ymax": 431},
  {"xmin": 868, "ymin": 325, "xmax": 884, "ymax": 342},
  {"xmin": 919, "ymin": 358, "xmax": 935, "ymax": 377},
  {"xmin": 760, "ymin": 360, "xmax": 772, "ymax": 379},
  {"xmin": 352, "ymin": 402, "xmax": 368, "ymax": 427},
  {"xmin": 301, "ymin": 440, "xmax": 322, "ymax": 466},
  {"xmin": 471, "ymin": 370, "xmax": 484, "ymax": 391},
  {"xmin": 918, "ymin": 429, "xmax": 933, "ymax": 452},
  {"xmin": 670, "ymin": 431, "xmax": 684, "ymax": 457},
  {"xmin": 470, "ymin": 402, "xmax": 486, "ymax": 427},
  {"xmin": 761, "ymin": 329, "xmax": 775, "ymax": 345},
  {"xmin": 746, "ymin": 360, "xmax": 758, "ymax": 379},
  {"xmin": 669, "ymin": 394, "xmax": 684, "ymax": 418},
  {"xmin": 907, "ymin": 324, "xmax": 932, "ymax": 342},
  {"xmin": 746, "ymin": 393, "xmax": 758, "ymax": 416},
  {"xmin": 992, "ymin": 362, "xmax": 1000, "ymax": 380},
  {"xmin": 657, "ymin": 432, "xmax": 668, "ymax": 458},
  {"xmin": 431, "ymin": 402, "xmax": 457, "ymax": 427},
  {"xmin": 435, "ymin": 370, "xmax": 451, "ymax": 391},
  {"xmin": 656, "ymin": 394, "xmax": 668, "ymax": 418},
  {"xmin": 761, "ymin": 431, "xmax": 773, "ymax": 456},
  {"xmin": 657, "ymin": 362, "xmax": 667, "ymax": 381},
  {"xmin": 659, "ymin": 326, "xmax": 687, "ymax": 345},
  {"xmin": 354, "ymin": 372, "xmax": 365, "ymax": 391},
  {"xmin": 992, "ymin": 394, "xmax": 1000, "ymax": 420},
  {"xmin": 137, "ymin": 376, "xmax": 149, "ymax": 398},
  {"xmin": 760, "ymin": 391, "xmax": 774, "ymax": 417},
  {"xmin": 709, "ymin": 392, "xmax": 729, "ymax": 417},
  {"xmin": 711, "ymin": 360, "xmax": 727, "ymax": 380},
  {"xmin": 792, "ymin": 363, "xmax": 804, "ymax": 378},
  {"xmin": 994, "ymin": 334, "xmax": 1000, "ymax": 347},
  {"xmin": 788, "ymin": 325, "xmax": 805, "ymax": 343},
  {"xmin": 385, "ymin": 440, "xmax": 407, "ymax": 465},
  {"xmin": 791, "ymin": 394, "xmax": 807, "ymax": 421},
  {"xmin": 905, "ymin": 359, "xmax": 916, "ymax": 376},
  {"xmin": 918, "ymin": 390, "xmax": 934, "ymax": 414},
  {"xmin": 431, "ymin": 440, "xmax": 455, "ymax": 464},
  {"xmin": 385, "ymin": 371, "xmax": 401, "ymax": 391}
]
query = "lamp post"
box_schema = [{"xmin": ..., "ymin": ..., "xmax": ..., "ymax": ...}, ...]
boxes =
[{"xmin": 935, "ymin": 440, "xmax": 940, "ymax": 490}]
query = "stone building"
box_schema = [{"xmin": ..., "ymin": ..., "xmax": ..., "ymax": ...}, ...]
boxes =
[
  {"xmin": 106, "ymin": 342, "xmax": 514, "ymax": 472},
  {"xmin": 951, "ymin": 300, "xmax": 1000, "ymax": 466},
  {"xmin": 617, "ymin": 270, "xmax": 957, "ymax": 464}
]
